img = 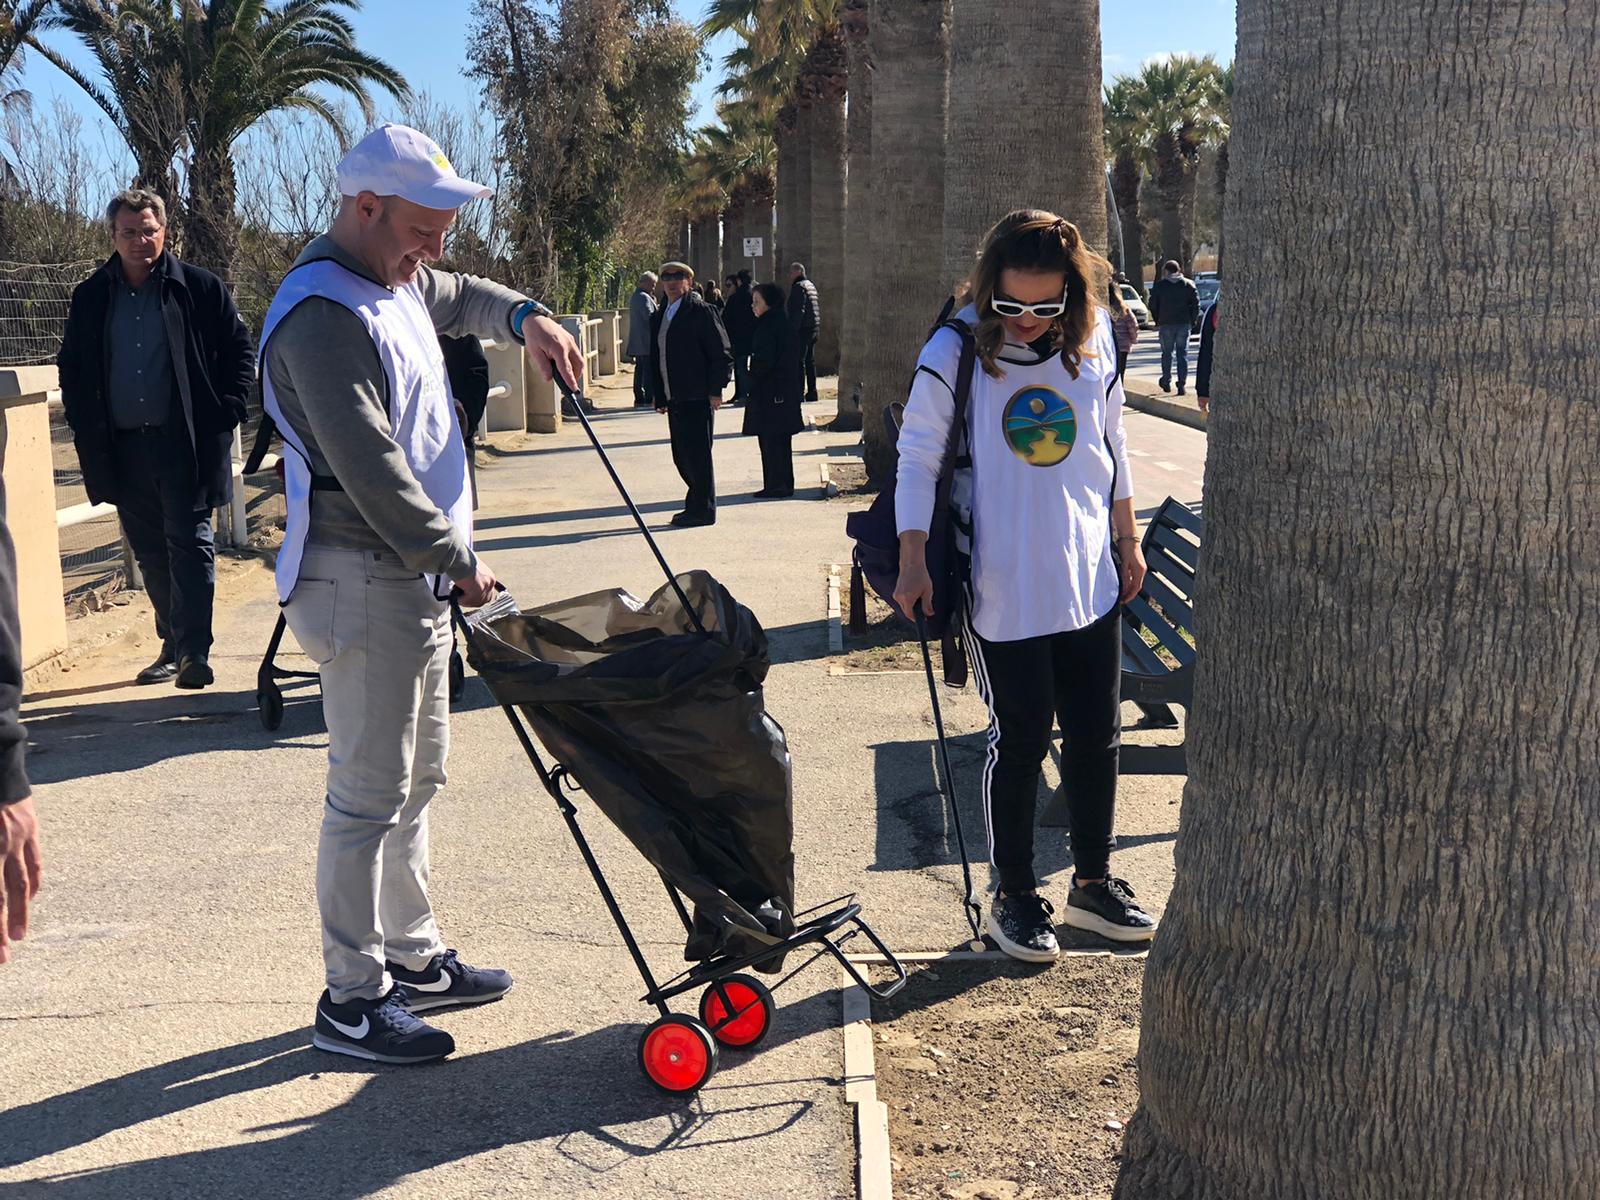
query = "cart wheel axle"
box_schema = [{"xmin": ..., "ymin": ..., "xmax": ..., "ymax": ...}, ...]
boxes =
[{"xmin": 699, "ymin": 973, "xmax": 775, "ymax": 1049}]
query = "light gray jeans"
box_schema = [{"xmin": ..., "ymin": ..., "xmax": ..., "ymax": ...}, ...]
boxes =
[{"xmin": 283, "ymin": 545, "xmax": 451, "ymax": 1002}]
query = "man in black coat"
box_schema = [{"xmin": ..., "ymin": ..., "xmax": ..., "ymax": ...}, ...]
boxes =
[
  {"xmin": 58, "ymin": 188, "xmax": 255, "ymax": 688},
  {"xmin": 648, "ymin": 261, "xmax": 733, "ymax": 527},
  {"xmin": 786, "ymin": 262, "xmax": 821, "ymax": 404},
  {"xmin": 1145, "ymin": 260, "xmax": 1200, "ymax": 395},
  {"xmin": 721, "ymin": 270, "xmax": 757, "ymax": 405}
]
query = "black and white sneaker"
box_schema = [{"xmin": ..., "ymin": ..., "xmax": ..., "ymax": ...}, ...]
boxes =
[
  {"xmin": 312, "ymin": 987, "xmax": 455, "ymax": 1064},
  {"xmin": 1061, "ymin": 877, "xmax": 1158, "ymax": 943},
  {"xmin": 388, "ymin": 949, "xmax": 513, "ymax": 1013},
  {"xmin": 985, "ymin": 893, "xmax": 1061, "ymax": 963}
]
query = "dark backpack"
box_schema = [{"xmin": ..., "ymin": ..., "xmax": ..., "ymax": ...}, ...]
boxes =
[{"xmin": 844, "ymin": 316, "xmax": 978, "ymax": 686}]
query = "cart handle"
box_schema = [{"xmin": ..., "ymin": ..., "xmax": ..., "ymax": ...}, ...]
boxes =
[{"xmin": 547, "ymin": 358, "xmax": 707, "ymax": 636}]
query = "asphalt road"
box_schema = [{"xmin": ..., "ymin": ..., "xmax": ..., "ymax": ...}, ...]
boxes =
[{"xmin": 1123, "ymin": 325, "xmax": 1204, "ymax": 395}]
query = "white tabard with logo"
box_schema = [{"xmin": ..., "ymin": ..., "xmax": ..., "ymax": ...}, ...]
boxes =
[{"xmin": 259, "ymin": 258, "xmax": 472, "ymax": 602}]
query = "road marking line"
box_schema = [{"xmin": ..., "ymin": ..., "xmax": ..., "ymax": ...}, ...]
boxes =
[
  {"xmin": 1155, "ymin": 460, "xmax": 1183, "ymax": 472},
  {"xmin": 1128, "ymin": 447, "xmax": 1150, "ymax": 457}
]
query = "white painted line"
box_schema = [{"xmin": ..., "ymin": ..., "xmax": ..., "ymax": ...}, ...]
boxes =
[
  {"xmin": 1127, "ymin": 448, "xmax": 1150, "ymax": 457},
  {"xmin": 1192, "ymin": 479, "xmax": 1205, "ymax": 490},
  {"xmin": 827, "ymin": 566, "xmax": 844, "ymax": 654},
  {"xmin": 840, "ymin": 970, "xmax": 893, "ymax": 1200},
  {"xmin": 1155, "ymin": 460, "xmax": 1183, "ymax": 472}
]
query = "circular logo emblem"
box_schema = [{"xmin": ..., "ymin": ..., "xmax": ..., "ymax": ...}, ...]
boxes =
[{"xmin": 1002, "ymin": 386, "xmax": 1077, "ymax": 467}]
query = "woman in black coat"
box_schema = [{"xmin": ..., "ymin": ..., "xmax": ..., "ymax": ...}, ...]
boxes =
[{"xmin": 743, "ymin": 282, "xmax": 803, "ymax": 497}]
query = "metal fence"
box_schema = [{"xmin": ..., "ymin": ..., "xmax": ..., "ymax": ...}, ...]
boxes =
[{"xmin": 0, "ymin": 260, "xmax": 98, "ymax": 368}]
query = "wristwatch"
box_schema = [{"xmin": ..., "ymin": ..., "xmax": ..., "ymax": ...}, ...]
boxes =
[{"xmin": 509, "ymin": 299, "xmax": 556, "ymax": 343}]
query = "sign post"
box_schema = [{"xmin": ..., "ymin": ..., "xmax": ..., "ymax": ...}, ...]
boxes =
[{"xmin": 743, "ymin": 236, "xmax": 764, "ymax": 280}]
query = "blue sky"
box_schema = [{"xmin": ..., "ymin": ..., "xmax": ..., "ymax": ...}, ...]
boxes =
[{"xmin": 13, "ymin": 1, "xmax": 1235, "ymax": 171}]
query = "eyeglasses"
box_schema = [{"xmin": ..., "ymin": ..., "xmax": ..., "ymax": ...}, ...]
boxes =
[
  {"xmin": 661, "ymin": 271, "xmax": 690, "ymax": 281},
  {"xmin": 989, "ymin": 289, "xmax": 1069, "ymax": 319}
]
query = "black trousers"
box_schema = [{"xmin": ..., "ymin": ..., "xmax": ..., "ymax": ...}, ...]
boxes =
[
  {"xmin": 966, "ymin": 606, "xmax": 1122, "ymax": 894},
  {"xmin": 731, "ymin": 344, "xmax": 751, "ymax": 402},
  {"xmin": 631, "ymin": 356, "xmax": 652, "ymax": 406},
  {"xmin": 114, "ymin": 425, "xmax": 216, "ymax": 659},
  {"xmin": 667, "ymin": 401, "xmax": 716, "ymax": 517},
  {"xmin": 757, "ymin": 432, "xmax": 794, "ymax": 494},
  {"xmin": 802, "ymin": 337, "xmax": 818, "ymax": 403}
]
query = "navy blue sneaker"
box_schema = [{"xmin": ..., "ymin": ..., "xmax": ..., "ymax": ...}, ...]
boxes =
[
  {"xmin": 312, "ymin": 987, "xmax": 455, "ymax": 1064},
  {"xmin": 388, "ymin": 949, "xmax": 513, "ymax": 1013}
]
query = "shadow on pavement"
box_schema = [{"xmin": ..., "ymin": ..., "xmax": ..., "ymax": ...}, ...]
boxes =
[{"xmin": 2, "ymin": 987, "xmax": 840, "ymax": 1197}]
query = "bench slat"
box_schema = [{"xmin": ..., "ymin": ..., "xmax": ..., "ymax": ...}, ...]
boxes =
[
  {"xmin": 1144, "ymin": 541, "xmax": 1196, "ymax": 592},
  {"xmin": 1124, "ymin": 596, "xmax": 1196, "ymax": 667},
  {"xmin": 1148, "ymin": 522, "xmax": 1200, "ymax": 572},
  {"xmin": 1142, "ymin": 569, "xmax": 1194, "ymax": 628},
  {"xmin": 1156, "ymin": 498, "xmax": 1203, "ymax": 538},
  {"xmin": 1120, "ymin": 620, "xmax": 1169, "ymax": 676}
]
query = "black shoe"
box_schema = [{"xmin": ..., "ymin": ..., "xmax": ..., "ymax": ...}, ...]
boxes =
[
  {"xmin": 136, "ymin": 652, "xmax": 177, "ymax": 685},
  {"xmin": 985, "ymin": 892, "xmax": 1060, "ymax": 963},
  {"xmin": 175, "ymin": 655, "xmax": 213, "ymax": 690},
  {"xmin": 1176, "ymin": 385, "xmax": 1187, "ymax": 395},
  {"xmin": 1061, "ymin": 877, "xmax": 1157, "ymax": 943},
  {"xmin": 312, "ymin": 987, "xmax": 455, "ymax": 1064},
  {"xmin": 389, "ymin": 949, "xmax": 513, "ymax": 1013},
  {"xmin": 669, "ymin": 511, "xmax": 715, "ymax": 527},
  {"xmin": 1159, "ymin": 380, "xmax": 1171, "ymax": 393}
]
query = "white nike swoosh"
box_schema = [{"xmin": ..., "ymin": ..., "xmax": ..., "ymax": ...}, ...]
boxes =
[
  {"xmin": 401, "ymin": 974, "xmax": 454, "ymax": 994},
  {"xmin": 321, "ymin": 1010, "xmax": 369, "ymax": 1039}
]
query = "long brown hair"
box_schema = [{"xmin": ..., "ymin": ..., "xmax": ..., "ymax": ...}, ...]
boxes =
[{"xmin": 965, "ymin": 209, "xmax": 1113, "ymax": 379}]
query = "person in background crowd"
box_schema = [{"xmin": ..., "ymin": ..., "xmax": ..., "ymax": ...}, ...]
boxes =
[
  {"xmin": 894, "ymin": 209, "xmax": 1157, "ymax": 963},
  {"xmin": 627, "ymin": 271, "xmax": 659, "ymax": 407},
  {"xmin": 649, "ymin": 261, "xmax": 733, "ymax": 527},
  {"xmin": 1195, "ymin": 297, "xmax": 1219, "ymax": 414},
  {"xmin": 1145, "ymin": 259, "xmax": 1199, "ymax": 395},
  {"xmin": 787, "ymin": 261, "xmax": 821, "ymax": 404},
  {"xmin": 261, "ymin": 123, "xmax": 583, "ymax": 1065},
  {"xmin": 701, "ymin": 281, "xmax": 724, "ymax": 312},
  {"xmin": 743, "ymin": 281, "xmax": 802, "ymax": 498},
  {"xmin": 0, "ymin": 477, "xmax": 41, "ymax": 966},
  {"xmin": 1107, "ymin": 279, "xmax": 1138, "ymax": 382},
  {"xmin": 57, "ymin": 188, "xmax": 255, "ymax": 691},
  {"xmin": 721, "ymin": 269, "xmax": 757, "ymax": 407},
  {"xmin": 438, "ymin": 333, "xmax": 489, "ymax": 507}
]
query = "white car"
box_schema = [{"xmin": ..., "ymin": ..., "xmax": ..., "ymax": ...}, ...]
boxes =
[{"xmin": 1120, "ymin": 284, "xmax": 1154, "ymax": 329}]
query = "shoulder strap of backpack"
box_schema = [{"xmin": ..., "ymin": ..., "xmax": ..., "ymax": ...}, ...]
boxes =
[
  {"xmin": 242, "ymin": 412, "xmax": 278, "ymax": 475},
  {"xmin": 932, "ymin": 319, "xmax": 976, "ymax": 514}
]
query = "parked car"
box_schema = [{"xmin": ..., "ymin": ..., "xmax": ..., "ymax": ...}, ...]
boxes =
[
  {"xmin": 1194, "ymin": 276, "xmax": 1220, "ymax": 333},
  {"xmin": 1120, "ymin": 284, "xmax": 1154, "ymax": 329}
]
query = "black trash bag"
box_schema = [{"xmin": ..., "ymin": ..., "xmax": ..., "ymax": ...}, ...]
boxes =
[{"xmin": 464, "ymin": 570, "xmax": 796, "ymax": 970}]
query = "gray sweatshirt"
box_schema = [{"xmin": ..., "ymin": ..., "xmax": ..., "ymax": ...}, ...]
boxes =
[{"xmin": 264, "ymin": 235, "xmax": 528, "ymax": 581}]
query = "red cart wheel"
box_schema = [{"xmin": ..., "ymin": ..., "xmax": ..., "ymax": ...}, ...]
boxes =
[
  {"xmin": 699, "ymin": 973, "xmax": 775, "ymax": 1049},
  {"xmin": 638, "ymin": 1015, "xmax": 718, "ymax": 1094}
]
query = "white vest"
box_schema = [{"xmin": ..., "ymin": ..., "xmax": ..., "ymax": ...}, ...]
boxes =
[{"xmin": 259, "ymin": 258, "xmax": 471, "ymax": 602}]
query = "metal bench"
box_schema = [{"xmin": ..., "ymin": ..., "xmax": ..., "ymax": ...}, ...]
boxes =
[{"xmin": 1041, "ymin": 496, "xmax": 1203, "ymax": 824}]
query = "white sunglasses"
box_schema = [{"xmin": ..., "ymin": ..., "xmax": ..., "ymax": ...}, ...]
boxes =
[{"xmin": 989, "ymin": 289, "xmax": 1069, "ymax": 319}]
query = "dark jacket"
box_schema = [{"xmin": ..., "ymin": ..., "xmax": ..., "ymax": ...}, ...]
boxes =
[
  {"xmin": 721, "ymin": 284, "xmax": 758, "ymax": 350},
  {"xmin": 742, "ymin": 309, "xmax": 803, "ymax": 438},
  {"xmin": 58, "ymin": 252, "xmax": 255, "ymax": 509},
  {"xmin": 1147, "ymin": 274, "xmax": 1200, "ymax": 328},
  {"xmin": 0, "ymin": 474, "xmax": 27, "ymax": 805},
  {"xmin": 647, "ymin": 290, "xmax": 733, "ymax": 408},
  {"xmin": 1195, "ymin": 300, "xmax": 1219, "ymax": 399},
  {"xmin": 787, "ymin": 275, "xmax": 820, "ymax": 341},
  {"xmin": 439, "ymin": 333, "xmax": 490, "ymax": 446}
]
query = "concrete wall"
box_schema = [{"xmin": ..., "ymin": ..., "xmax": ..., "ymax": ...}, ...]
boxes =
[{"xmin": 1, "ymin": 367, "xmax": 69, "ymax": 669}]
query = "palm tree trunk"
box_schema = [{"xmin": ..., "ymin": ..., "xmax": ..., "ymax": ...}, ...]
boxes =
[
  {"xmin": 722, "ymin": 195, "xmax": 746, "ymax": 285},
  {"xmin": 806, "ymin": 25, "xmax": 848, "ymax": 377},
  {"xmin": 776, "ymin": 99, "xmax": 798, "ymax": 277},
  {"xmin": 861, "ymin": 0, "xmax": 949, "ymax": 484},
  {"xmin": 1116, "ymin": 3, "xmax": 1600, "ymax": 1197},
  {"xmin": 184, "ymin": 150, "xmax": 238, "ymax": 280},
  {"xmin": 791, "ymin": 93, "xmax": 814, "ymax": 277},
  {"xmin": 741, "ymin": 174, "xmax": 775, "ymax": 283},
  {"xmin": 1112, "ymin": 149, "xmax": 1144, "ymax": 297},
  {"xmin": 941, "ymin": 0, "xmax": 1105, "ymax": 287},
  {"xmin": 1152, "ymin": 133, "xmax": 1185, "ymax": 270},
  {"xmin": 833, "ymin": 0, "xmax": 872, "ymax": 432},
  {"xmin": 1214, "ymin": 136, "xmax": 1229, "ymax": 272}
]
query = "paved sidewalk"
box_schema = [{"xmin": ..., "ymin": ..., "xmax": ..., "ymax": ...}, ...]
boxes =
[{"xmin": 2, "ymin": 368, "xmax": 1192, "ymax": 1199}]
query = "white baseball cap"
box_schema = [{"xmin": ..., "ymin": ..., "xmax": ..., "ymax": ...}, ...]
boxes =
[{"xmin": 337, "ymin": 123, "xmax": 491, "ymax": 210}]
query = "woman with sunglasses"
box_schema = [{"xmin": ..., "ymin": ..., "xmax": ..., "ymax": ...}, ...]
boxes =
[{"xmin": 893, "ymin": 209, "xmax": 1156, "ymax": 961}]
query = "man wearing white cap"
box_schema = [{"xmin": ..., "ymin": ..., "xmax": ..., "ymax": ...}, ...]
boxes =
[{"xmin": 259, "ymin": 124, "xmax": 583, "ymax": 1064}]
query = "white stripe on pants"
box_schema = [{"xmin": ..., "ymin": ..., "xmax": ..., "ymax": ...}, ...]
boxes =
[{"xmin": 283, "ymin": 545, "xmax": 451, "ymax": 1003}]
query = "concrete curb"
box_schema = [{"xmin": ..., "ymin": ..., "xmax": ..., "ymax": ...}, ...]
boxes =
[
  {"xmin": 827, "ymin": 565, "xmax": 844, "ymax": 653},
  {"xmin": 841, "ymin": 970, "xmax": 893, "ymax": 1200},
  {"xmin": 1123, "ymin": 383, "xmax": 1208, "ymax": 432}
]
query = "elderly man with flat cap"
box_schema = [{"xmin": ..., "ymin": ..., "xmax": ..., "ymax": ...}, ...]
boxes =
[
  {"xmin": 260, "ymin": 123, "xmax": 583, "ymax": 1064},
  {"xmin": 647, "ymin": 260, "xmax": 732, "ymax": 527}
]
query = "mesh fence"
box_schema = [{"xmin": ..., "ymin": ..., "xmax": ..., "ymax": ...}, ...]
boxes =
[{"xmin": 0, "ymin": 260, "xmax": 98, "ymax": 368}]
